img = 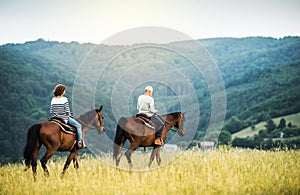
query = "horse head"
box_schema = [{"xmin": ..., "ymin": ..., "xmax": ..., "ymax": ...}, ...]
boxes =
[
  {"xmin": 94, "ymin": 105, "xmax": 105, "ymax": 134},
  {"xmin": 175, "ymin": 112, "xmax": 186, "ymax": 137}
]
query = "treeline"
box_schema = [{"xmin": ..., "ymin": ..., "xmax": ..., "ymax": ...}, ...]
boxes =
[
  {"xmin": 219, "ymin": 116, "xmax": 300, "ymax": 149},
  {"xmin": 232, "ymin": 138, "xmax": 300, "ymax": 150}
]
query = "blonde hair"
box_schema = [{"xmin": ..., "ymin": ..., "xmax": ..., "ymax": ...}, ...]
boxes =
[
  {"xmin": 144, "ymin": 86, "xmax": 153, "ymax": 92},
  {"xmin": 53, "ymin": 84, "xmax": 66, "ymax": 96}
]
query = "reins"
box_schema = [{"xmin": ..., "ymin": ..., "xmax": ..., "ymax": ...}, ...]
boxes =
[
  {"xmin": 169, "ymin": 127, "xmax": 178, "ymax": 132},
  {"xmin": 76, "ymin": 110, "xmax": 102, "ymax": 130},
  {"xmin": 162, "ymin": 116, "xmax": 179, "ymax": 133},
  {"xmin": 76, "ymin": 118, "xmax": 89, "ymax": 127}
]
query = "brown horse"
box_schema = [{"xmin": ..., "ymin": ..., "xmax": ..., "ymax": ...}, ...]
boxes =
[
  {"xmin": 113, "ymin": 112, "xmax": 186, "ymax": 168},
  {"xmin": 23, "ymin": 105, "xmax": 104, "ymax": 181}
]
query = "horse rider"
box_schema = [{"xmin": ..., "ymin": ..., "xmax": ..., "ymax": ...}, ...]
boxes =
[
  {"xmin": 137, "ymin": 86, "xmax": 164, "ymax": 145},
  {"xmin": 50, "ymin": 84, "xmax": 85, "ymax": 149}
]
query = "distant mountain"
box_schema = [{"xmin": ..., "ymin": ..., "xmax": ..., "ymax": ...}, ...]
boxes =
[{"xmin": 1, "ymin": 36, "xmax": 299, "ymax": 163}]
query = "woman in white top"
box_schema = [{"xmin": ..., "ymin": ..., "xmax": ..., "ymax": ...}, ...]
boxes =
[{"xmin": 50, "ymin": 84, "xmax": 85, "ymax": 149}]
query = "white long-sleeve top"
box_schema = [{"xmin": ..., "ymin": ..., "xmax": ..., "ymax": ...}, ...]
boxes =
[{"xmin": 137, "ymin": 94, "xmax": 156, "ymax": 117}]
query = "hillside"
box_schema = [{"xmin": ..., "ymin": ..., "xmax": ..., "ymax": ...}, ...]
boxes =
[
  {"xmin": 0, "ymin": 37, "xmax": 300, "ymax": 163},
  {"xmin": 0, "ymin": 47, "xmax": 73, "ymax": 163},
  {"xmin": 233, "ymin": 112, "xmax": 300, "ymax": 138}
]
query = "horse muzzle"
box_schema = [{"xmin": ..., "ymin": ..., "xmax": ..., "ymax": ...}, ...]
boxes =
[
  {"xmin": 178, "ymin": 131, "xmax": 184, "ymax": 137},
  {"xmin": 97, "ymin": 126, "xmax": 105, "ymax": 134}
]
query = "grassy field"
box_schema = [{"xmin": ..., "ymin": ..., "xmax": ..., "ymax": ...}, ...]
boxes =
[
  {"xmin": 233, "ymin": 112, "xmax": 300, "ymax": 138},
  {"xmin": 0, "ymin": 148, "xmax": 299, "ymax": 195}
]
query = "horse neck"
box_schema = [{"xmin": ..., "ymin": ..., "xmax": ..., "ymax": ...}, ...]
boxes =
[
  {"xmin": 78, "ymin": 110, "xmax": 95, "ymax": 127},
  {"xmin": 161, "ymin": 113, "xmax": 176, "ymax": 127}
]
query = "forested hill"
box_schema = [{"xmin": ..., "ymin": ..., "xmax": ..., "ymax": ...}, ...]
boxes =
[
  {"xmin": 201, "ymin": 37, "xmax": 300, "ymax": 121},
  {"xmin": 0, "ymin": 36, "xmax": 300, "ymax": 163},
  {"xmin": 0, "ymin": 47, "xmax": 74, "ymax": 163}
]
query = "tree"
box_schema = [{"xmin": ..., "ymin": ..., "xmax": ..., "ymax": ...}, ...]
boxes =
[
  {"xmin": 265, "ymin": 119, "xmax": 276, "ymax": 133},
  {"xmin": 277, "ymin": 118, "xmax": 286, "ymax": 129},
  {"xmin": 218, "ymin": 130, "xmax": 232, "ymax": 145},
  {"xmin": 258, "ymin": 129, "xmax": 268, "ymax": 138},
  {"xmin": 223, "ymin": 116, "xmax": 243, "ymax": 134}
]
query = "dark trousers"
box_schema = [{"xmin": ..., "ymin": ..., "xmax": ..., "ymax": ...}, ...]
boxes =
[{"xmin": 150, "ymin": 114, "xmax": 164, "ymax": 138}]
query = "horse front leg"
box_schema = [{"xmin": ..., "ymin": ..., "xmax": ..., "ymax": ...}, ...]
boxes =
[
  {"xmin": 73, "ymin": 155, "xmax": 79, "ymax": 169},
  {"xmin": 61, "ymin": 151, "xmax": 77, "ymax": 176},
  {"xmin": 148, "ymin": 146, "xmax": 161, "ymax": 168},
  {"xmin": 156, "ymin": 148, "xmax": 162, "ymax": 166}
]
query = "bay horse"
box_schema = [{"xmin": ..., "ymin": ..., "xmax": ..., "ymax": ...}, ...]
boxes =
[
  {"xmin": 23, "ymin": 105, "xmax": 104, "ymax": 181},
  {"xmin": 113, "ymin": 112, "xmax": 186, "ymax": 168}
]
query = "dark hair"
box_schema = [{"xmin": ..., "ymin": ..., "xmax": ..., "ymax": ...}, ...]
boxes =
[{"xmin": 53, "ymin": 84, "xmax": 66, "ymax": 96}]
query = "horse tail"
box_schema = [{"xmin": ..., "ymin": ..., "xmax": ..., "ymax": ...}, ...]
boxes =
[
  {"xmin": 23, "ymin": 124, "xmax": 41, "ymax": 168},
  {"xmin": 113, "ymin": 117, "xmax": 126, "ymax": 160}
]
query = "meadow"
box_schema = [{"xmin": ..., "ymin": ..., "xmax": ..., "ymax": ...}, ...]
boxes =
[{"xmin": 0, "ymin": 148, "xmax": 299, "ymax": 195}]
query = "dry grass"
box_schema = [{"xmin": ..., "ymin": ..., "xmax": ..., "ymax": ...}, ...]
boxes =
[{"xmin": 0, "ymin": 148, "xmax": 299, "ymax": 194}]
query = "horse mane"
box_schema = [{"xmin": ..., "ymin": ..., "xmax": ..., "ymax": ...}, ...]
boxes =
[
  {"xmin": 168, "ymin": 112, "xmax": 181, "ymax": 119},
  {"xmin": 79, "ymin": 109, "xmax": 96, "ymax": 120}
]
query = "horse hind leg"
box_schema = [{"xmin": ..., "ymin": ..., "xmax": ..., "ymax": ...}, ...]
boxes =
[
  {"xmin": 40, "ymin": 149, "xmax": 56, "ymax": 177},
  {"xmin": 114, "ymin": 136, "xmax": 127, "ymax": 167},
  {"xmin": 31, "ymin": 142, "xmax": 41, "ymax": 181},
  {"xmin": 125, "ymin": 143, "xmax": 140, "ymax": 169},
  {"xmin": 125, "ymin": 150, "xmax": 134, "ymax": 169}
]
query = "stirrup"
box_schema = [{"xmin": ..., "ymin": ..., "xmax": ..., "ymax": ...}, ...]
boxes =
[
  {"xmin": 77, "ymin": 140, "xmax": 86, "ymax": 149},
  {"xmin": 154, "ymin": 138, "xmax": 163, "ymax": 146}
]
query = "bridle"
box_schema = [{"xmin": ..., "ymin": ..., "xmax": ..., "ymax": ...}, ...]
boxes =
[{"xmin": 94, "ymin": 111, "xmax": 104, "ymax": 132}]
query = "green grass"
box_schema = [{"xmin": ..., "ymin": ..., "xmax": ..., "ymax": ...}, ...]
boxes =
[
  {"xmin": 233, "ymin": 112, "xmax": 300, "ymax": 138},
  {"xmin": 0, "ymin": 149, "xmax": 299, "ymax": 194}
]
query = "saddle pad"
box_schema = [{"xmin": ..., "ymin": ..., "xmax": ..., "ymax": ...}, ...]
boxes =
[
  {"xmin": 135, "ymin": 115, "xmax": 156, "ymax": 129},
  {"xmin": 49, "ymin": 118, "xmax": 77, "ymax": 135}
]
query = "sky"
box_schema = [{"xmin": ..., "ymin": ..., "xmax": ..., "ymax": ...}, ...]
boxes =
[{"xmin": 0, "ymin": 0, "xmax": 299, "ymax": 45}]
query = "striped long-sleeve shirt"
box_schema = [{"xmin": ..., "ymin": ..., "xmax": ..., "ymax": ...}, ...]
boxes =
[{"xmin": 50, "ymin": 96, "xmax": 70, "ymax": 123}]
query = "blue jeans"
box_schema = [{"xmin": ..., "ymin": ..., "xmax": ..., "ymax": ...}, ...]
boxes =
[
  {"xmin": 150, "ymin": 114, "xmax": 164, "ymax": 138},
  {"xmin": 68, "ymin": 117, "xmax": 82, "ymax": 141}
]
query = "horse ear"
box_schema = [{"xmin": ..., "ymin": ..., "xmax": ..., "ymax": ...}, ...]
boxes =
[
  {"xmin": 183, "ymin": 112, "xmax": 187, "ymax": 115},
  {"xmin": 99, "ymin": 105, "xmax": 103, "ymax": 112}
]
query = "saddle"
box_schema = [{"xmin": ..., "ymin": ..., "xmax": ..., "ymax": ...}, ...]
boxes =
[
  {"xmin": 135, "ymin": 114, "xmax": 156, "ymax": 129},
  {"xmin": 49, "ymin": 117, "xmax": 77, "ymax": 135}
]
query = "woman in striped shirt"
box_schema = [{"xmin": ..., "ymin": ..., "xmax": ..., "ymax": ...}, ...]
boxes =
[{"xmin": 50, "ymin": 84, "xmax": 85, "ymax": 149}]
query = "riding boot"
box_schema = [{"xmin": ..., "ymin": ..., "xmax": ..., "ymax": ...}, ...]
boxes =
[
  {"xmin": 154, "ymin": 125, "xmax": 164, "ymax": 145},
  {"xmin": 77, "ymin": 140, "xmax": 86, "ymax": 149}
]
